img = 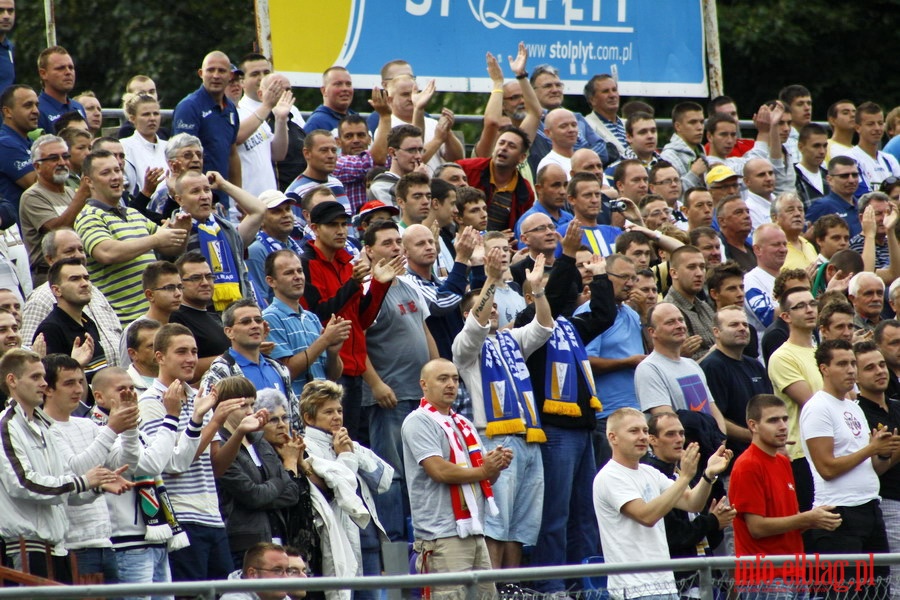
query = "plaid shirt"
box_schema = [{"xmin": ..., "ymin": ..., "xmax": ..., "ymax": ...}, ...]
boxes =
[
  {"xmin": 333, "ymin": 151, "xmax": 375, "ymax": 215},
  {"xmin": 22, "ymin": 282, "xmax": 123, "ymax": 366}
]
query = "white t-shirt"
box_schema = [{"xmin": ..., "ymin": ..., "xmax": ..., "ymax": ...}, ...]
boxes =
[
  {"xmin": 796, "ymin": 163, "xmax": 825, "ymax": 194},
  {"xmin": 800, "ymin": 390, "xmax": 880, "ymax": 507},
  {"xmin": 744, "ymin": 266, "xmax": 777, "ymax": 342},
  {"xmin": 237, "ymin": 96, "xmax": 278, "ymax": 196},
  {"xmin": 593, "ymin": 460, "xmax": 678, "ymax": 599},
  {"xmin": 536, "ymin": 150, "xmax": 573, "ymax": 179}
]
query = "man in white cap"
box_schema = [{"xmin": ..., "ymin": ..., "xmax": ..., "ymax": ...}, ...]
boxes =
[{"xmin": 247, "ymin": 189, "xmax": 303, "ymax": 307}]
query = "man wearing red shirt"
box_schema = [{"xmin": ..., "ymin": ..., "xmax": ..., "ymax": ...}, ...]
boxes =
[
  {"xmin": 300, "ymin": 200, "xmax": 404, "ymax": 439},
  {"xmin": 730, "ymin": 394, "xmax": 842, "ymax": 598}
]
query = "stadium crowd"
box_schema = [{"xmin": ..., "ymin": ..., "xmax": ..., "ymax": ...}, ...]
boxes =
[{"xmin": 0, "ymin": 7, "xmax": 899, "ymax": 600}]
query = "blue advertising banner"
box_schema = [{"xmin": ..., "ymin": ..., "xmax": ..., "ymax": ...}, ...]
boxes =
[{"xmin": 270, "ymin": 0, "xmax": 707, "ymax": 97}]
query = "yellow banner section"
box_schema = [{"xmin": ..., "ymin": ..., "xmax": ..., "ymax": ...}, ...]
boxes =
[{"xmin": 269, "ymin": 0, "xmax": 353, "ymax": 73}]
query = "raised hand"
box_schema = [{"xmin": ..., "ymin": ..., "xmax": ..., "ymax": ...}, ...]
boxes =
[
  {"xmin": 142, "ymin": 167, "xmax": 165, "ymax": 197},
  {"xmin": 31, "ymin": 333, "xmax": 46, "ymax": 358},
  {"xmin": 679, "ymin": 442, "xmax": 700, "ymax": 480},
  {"xmin": 454, "ymin": 226, "xmax": 479, "ymax": 264},
  {"xmin": 412, "ymin": 79, "xmax": 436, "ymax": 111},
  {"xmin": 368, "ymin": 87, "xmax": 391, "ymax": 117},
  {"xmin": 486, "ymin": 52, "xmax": 504, "ymax": 85},
  {"xmin": 351, "ymin": 260, "xmax": 371, "ymax": 283},
  {"xmin": 162, "ymin": 380, "xmax": 187, "ymax": 418},
  {"xmin": 484, "ymin": 247, "xmax": 505, "ymax": 281},
  {"xmin": 583, "ymin": 254, "xmax": 607, "ymax": 277},
  {"xmin": 332, "ymin": 427, "xmax": 354, "ymax": 454},
  {"xmin": 524, "ymin": 252, "xmax": 546, "ymax": 290},
  {"xmin": 238, "ymin": 408, "xmax": 270, "ymax": 434},
  {"xmin": 507, "ymin": 41, "xmax": 528, "ymax": 76},
  {"xmin": 561, "ymin": 219, "xmax": 584, "ymax": 257},
  {"xmin": 192, "ymin": 388, "xmax": 219, "ymax": 422},
  {"xmin": 100, "ymin": 465, "xmax": 134, "ymax": 495},
  {"xmin": 271, "ymin": 90, "xmax": 294, "ymax": 121},
  {"xmin": 705, "ymin": 443, "xmax": 734, "ymax": 477}
]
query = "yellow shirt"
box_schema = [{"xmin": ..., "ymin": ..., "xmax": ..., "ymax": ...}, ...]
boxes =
[
  {"xmin": 782, "ymin": 237, "xmax": 818, "ymax": 271},
  {"xmin": 490, "ymin": 161, "xmax": 519, "ymax": 194},
  {"xmin": 768, "ymin": 341, "xmax": 823, "ymax": 460}
]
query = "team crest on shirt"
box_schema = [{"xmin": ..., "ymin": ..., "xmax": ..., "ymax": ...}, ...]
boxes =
[{"xmin": 843, "ymin": 411, "xmax": 862, "ymax": 437}]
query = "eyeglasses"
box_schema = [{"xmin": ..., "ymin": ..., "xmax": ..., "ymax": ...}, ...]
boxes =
[
  {"xmin": 152, "ymin": 284, "xmax": 184, "ymax": 293},
  {"xmin": 788, "ymin": 300, "xmax": 818, "ymax": 311},
  {"xmin": 236, "ymin": 316, "xmax": 265, "ymax": 326},
  {"xmin": 522, "ymin": 223, "xmax": 554, "ymax": 235},
  {"xmin": 398, "ymin": 146, "xmax": 425, "ymax": 155},
  {"xmin": 178, "ymin": 150, "xmax": 203, "ymax": 160},
  {"xmin": 830, "ymin": 172, "xmax": 859, "ymax": 179},
  {"xmin": 607, "ymin": 272, "xmax": 638, "ymax": 282},
  {"xmin": 35, "ymin": 153, "xmax": 71, "ymax": 163},
  {"xmin": 252, "ymin": 567, "xmax": 306, "ymax": 576},
  {"xmin": 182, "ymin": 273, "xmax": 216, "ymax": 283}
]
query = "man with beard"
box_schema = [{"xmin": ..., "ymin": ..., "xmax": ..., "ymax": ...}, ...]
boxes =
[{"xmin": 20, "ymin": 134, "xmax": 89, "ymax": 285}]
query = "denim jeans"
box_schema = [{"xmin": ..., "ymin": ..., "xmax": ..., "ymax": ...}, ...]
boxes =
[
  {"xmin": 115, "ymin": 545, "xmax": 173, "ymax": 600},
  {"xmin": 73, "ymin": 547, "xmax": 119, "ymax": 583},
  {"xmin": 530, "ymin": 426, "xmax": 599, "ymax": 593},
  {"xmin": 369, "ymin": 399, "xmax": 417, "ymax": 541},
  {"xmin": 168, "ymin": 523, "xmax": 233, "ymax": 582}
]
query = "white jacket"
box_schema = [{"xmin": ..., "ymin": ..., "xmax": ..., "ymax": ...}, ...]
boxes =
[{"xmin": 0, "ymin": 402, "xmax": 90, "ymax": 549}]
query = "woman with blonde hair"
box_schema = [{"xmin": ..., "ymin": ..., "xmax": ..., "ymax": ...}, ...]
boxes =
[
  {"xmin": 301, "ymin": 380, "xmax": 393, "ymax": 600},
  {"xmin": 120, "ymin": 92, "xmax": 168, "ymax": 198}
]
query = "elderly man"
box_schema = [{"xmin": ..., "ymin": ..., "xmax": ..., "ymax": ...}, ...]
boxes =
[
  {"xmin": 716, "ymin": 195, "xmax": 756, "ymax": 272},
  {"xmin": 772, "ymin": 192, "xmax": 817, "ymax": 271},
  {"xmin": 19, "ymin": 134, "xmax": 89, "ymax": 285},
  {"xmin": 849, "ymin": 191, "xmax": 900, "ymax": 281},
  {"xmin": 849, "ymin": 272, "xmax": 886, "ymax": 333}
]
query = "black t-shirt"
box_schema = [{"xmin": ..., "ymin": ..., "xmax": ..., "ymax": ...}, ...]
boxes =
[
  {"xmin": 700, "ymin": 348, "xmax": 773, "ymax": 457},
  {"xmin": 34, "ymin": 305, "xmax": 108, "ymax": 412},
  {"xmin": 170, "ymin": 305, "xmax": 229, "ymax": 358},
  {"xmin": 857, "ymin": 395, "xmax": 900, "ymax": 501},
  {"xmin": 761, "ymin": 317, "xmax": 790, "ymax": 367}
]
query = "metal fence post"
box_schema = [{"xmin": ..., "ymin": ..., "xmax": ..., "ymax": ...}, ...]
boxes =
[{"xmin": 699, "ymin": 561, "xmax": 714, "ymax": 600}]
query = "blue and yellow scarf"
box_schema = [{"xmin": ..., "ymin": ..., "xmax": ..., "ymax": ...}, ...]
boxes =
[
  {"xmin": 195, "ymin": 217, "xmax": 242, "ymax": 311},
  {"xmin": 545, "ymin": 317, "xmax": 601, "ymax": 417},
  {"xmin": 481, "ymin": 331, "xmax": 544, "ymax": 442}
]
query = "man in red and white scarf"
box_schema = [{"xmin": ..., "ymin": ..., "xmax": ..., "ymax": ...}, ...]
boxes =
[{"xmin": 402, "ymin": 358, "xmax": 513, "ymax": 600}]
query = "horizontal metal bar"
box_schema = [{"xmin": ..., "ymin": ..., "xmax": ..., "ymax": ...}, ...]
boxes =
[{"xmin": 1, "ymin": 553, "xmax": 898, "ymax": 599}]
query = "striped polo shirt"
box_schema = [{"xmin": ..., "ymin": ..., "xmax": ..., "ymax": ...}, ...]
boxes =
[{"xmin": 75, "ymin": 199, "xmax": 157, "ymax": 325}]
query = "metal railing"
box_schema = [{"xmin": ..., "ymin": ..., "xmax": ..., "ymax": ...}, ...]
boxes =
[{"xmin": 1, "ymin": 553, "xmax": 897, "ymax": 599}]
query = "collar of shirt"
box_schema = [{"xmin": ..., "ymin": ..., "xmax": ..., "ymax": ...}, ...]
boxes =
[
  {"xmin": 270, "ymin": 296, "xmax": 305, "ymax": 318},
  {"xmin": 489, "ymin": 159, "xmax": 518, "ymax": 193},
  {"xmin": 228, "ymin": 347, "xmax": 262, "ymax": 368},
  {"xmin": 86, "ymin": 197, "xmax": 129, "ymax": 218}
]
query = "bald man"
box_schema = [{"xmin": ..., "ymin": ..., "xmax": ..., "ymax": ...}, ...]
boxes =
[
  {"xmin": 173, "ymin": 50, "xmax": 242, "ymax": 201},
  {"xmin": 537, "ymin": 108, "xmax": 580, "ymax": 175},
  {"xmin": 514, "ymin": 163, "xmax": 573, "ymax": 240}
]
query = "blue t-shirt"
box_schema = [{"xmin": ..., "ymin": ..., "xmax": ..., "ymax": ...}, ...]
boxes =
[
  {"xmin": 577, "ymin": 302, "xmax": 644, "ymax": 417},
  {"xmin": 227, "ymin": 348, "xmax": 288, "ymax": 398},
  {"xmin": 806, "ymin": 192, "xmax": 861, "ymax": 238},
  {"xmin": 262, "ymin": 297, "xmax": 327, "ymax": 396},
  {"xmin": 0, "ymin": 38, "xmax": 14, "ymax": 96},
  {"xmin": 513, "ymin": 202, "xmax": 573, "ymax": 241},
  {"xmin": 172, "ymin": 86, "xmax": 239, "ymax": 180},
  {"xmin": 555, "ymin": 221, "xmax": 622, "ymax": 257},
  {"xmin": 0, "ymin": 123, "xmax": 32, "ymax": 227},
  {"xmin": 37, "ymin": 92, "xmax": 85, "ymax": 133}
]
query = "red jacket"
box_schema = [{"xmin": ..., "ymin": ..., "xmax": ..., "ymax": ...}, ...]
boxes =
[
  {"xmin": 301, "ymin": 243, "xmax": 389, "ymax": 376},
  {"xmin": 457, "ymin": 157, "xmax": 534, "ymax": 231}
]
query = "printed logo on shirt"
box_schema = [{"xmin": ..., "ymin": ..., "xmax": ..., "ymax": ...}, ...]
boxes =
[
  {"xmin": 396, "ymin": 300, "xmax": 418, "ymax": 315},
  {"xmin": 677, "ymin": 374, "xmax": 711, "ymax": 414},
  {"xmin": 201, "ymin": 110, "xmax": 213, "ymax": 119},
  {"xmin": 843, "ymin": 411, "xmax": 862, "ymax": 437}
]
